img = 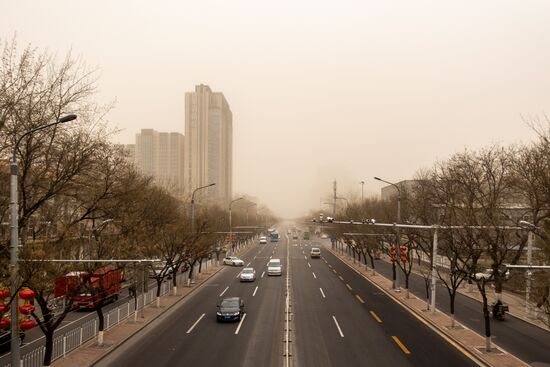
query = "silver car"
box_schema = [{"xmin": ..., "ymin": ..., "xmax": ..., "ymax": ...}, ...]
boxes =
[
  {"xmin": 239, "ymin": 267, "xmax": 256, "ymax": 282},
  {"xmin": 310, "ymin": 247, "xmax": 321, "ymax": 258},
  {"xmin": 223, "ymin": 256, "xmax": 244, "ymax": 266},
  {"xmin": 267, "ymin": 259, "xmax": 282, "ymax": 276}
]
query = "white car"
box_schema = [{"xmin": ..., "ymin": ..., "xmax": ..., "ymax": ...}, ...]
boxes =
[
  {"xmin": 310, "ymin": 247, "xmax": 321, "ymax": 258},
  {"xmin": 223, "ymin": 256, "xmax": 244, "ymax": 266},
  {"xmin": 259, "ymin": 236, "xmax": 267, "ymax": 244},
  {"xmin": 267, "ymin": 259, "xmax": 282, "ymax": 276},
  {"xmin": 321, "ymin": 233, "xmax": 328, "ymax": 239},
  {"xmin": 239, "ymin": 267, "xmax": 256, "ymax": 282}
]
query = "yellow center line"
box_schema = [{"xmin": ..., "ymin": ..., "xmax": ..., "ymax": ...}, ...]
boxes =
[
  {"xmin": 333, "ymin": 269, "xmax": 337, "ymax": 274},
  {"xmin": 338, "ymin": 275, "xmax": 344, "ymax": 281},
  {"xmin": 392, "ymin": 336, "xmax": 411, "ymax": 355},
  {"xmin": 328, "ymin": 264, "xmax": 333, "ymax": 268},
  {"xmin": 346, "ymin": 284, "xmax": 352, "ymax": 291},
  {"xmin": 370, "ymin": 311, "xmax": 382, "ymax": 323}
]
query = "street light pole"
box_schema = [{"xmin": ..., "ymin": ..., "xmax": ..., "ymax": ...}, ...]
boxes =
[
  {"xmin": 519, "ymin": 220, "xmax": 536, "ymax": 317},
  {"xmin": 10, "ymin": 114, "xmax": 77, "ymax": 366},
  {"xmin": 360, "ymin": 181, "xmax": 365, "ymax": 201},
  {"xmin": 431, "ymin": 227, "xmax": 439, "ymax": 313},
  {"xmin": 191, "ymin": 183, "xmax": 216, "ymax": 234},
  {"xmin": 374, "ymin": 176, "xmax": 402, "ymax": 291},
  {"xmin": 526, "ymin": 230, "xmax": 534, "ymax": 317}
]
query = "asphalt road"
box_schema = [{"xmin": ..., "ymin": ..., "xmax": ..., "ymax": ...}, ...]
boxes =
[
  {"xmin": 97, "ymin": 226, "xmax": 477, "ymax": 367},
  {"xmin": 292, "ymin": 239, "xmax": 476, "ymax": 367},
  {"xmin": 342, "ymin": 242, "xmax": 550, "ymax": 366},
  {"xmin": 96, "ymin": 236, "xmax": 287, "ymax": 367}
]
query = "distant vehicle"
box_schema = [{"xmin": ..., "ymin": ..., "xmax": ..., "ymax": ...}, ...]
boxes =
[
  {"xmin": 259, "ymin": 236, "xmax": 267, "ymax": 244},
  {"xmin": 55, "ymin": 267, "xmax": 123, "ymax": 310},
  {"xmin": 475, "ymin": 268, "xmax": 510, "ymax": 281},
  {"xmin": 287, "ymin": 229, "xmax": 292, "ymax": 234},
  {"xmin": 303, "ymin": 231, "xmax": 310, "ymax": 240},
  {"xmin": 239, "ymin": 267, "xmax": 256, "ymax": 282},
  {"xmin": 267, "ymin": 259, "xmax": 282, "ymax": 276},
  {"xmin": 292, "ymin": 233, "xmax": 298, "ymax": 239},
  {"xmin": 321, "ymin": 233, "xmax": 328, "ymax": 239},
  {"xmin": 217, "ymin": 297, "xmax": 245, "ymax": 322},
  {"xmin": 223, "ymin": 256, "xmax": 244, "ymax": 266},
  {"xmin": 310, "ymin": 248, "xmax": 321, "ymax": 258},
  {"xmin": 270, "ymin": 231, "xmax": 280, "ymax": 242}
]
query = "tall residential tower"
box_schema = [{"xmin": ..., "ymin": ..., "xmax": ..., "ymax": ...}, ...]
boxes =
[
  {"xmin": 133, "ymin": 129, "xmax": 185, "ymax": 195},
  {"xmin": 185, "ymin": 84, "xmax": 233, "ymax": 205}
]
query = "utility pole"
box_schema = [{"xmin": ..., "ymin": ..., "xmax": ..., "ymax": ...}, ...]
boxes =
[{"xmin": 333, "ymin": 180, "xmax": 337, "ymax": 217}]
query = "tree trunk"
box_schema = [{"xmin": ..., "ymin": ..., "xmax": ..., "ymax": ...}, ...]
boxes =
[
  {"xmin": 479, "ymin": 281, "xmax": 492, "ymax": 351},
  {"xmin": 172, "ymin": 269, "xmax": 178, "ymax": 295},
  {"xmin": 450, "ymin": 292, "xmax": 456, "ymax": 328},
  {"xmin": 368, "ymin": 252, "xmax": 376, "ymax": 275},
  {"xmin": 391, "ymin": 262, "xmax": 396, "ymax": 289},
  {"xmin": 188, "ymin": 262, "xmax": 196, "ymax": 283},
  {"xmin": 96, "ymin": 305, "xmax": 105, "ymax": 346},
  {"xmin": 43, "ymin": 328, "xmax": 54, "ymax": 365}
]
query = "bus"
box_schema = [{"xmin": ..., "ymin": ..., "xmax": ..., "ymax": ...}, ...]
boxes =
[{"xmin": 270, "ymin": 231, "xmax": 280, "ymax": 242}]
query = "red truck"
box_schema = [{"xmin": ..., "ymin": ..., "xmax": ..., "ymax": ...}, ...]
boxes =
[{"xmin": 55, "ymin": 267, "xmax": 122, "ymax": 310}]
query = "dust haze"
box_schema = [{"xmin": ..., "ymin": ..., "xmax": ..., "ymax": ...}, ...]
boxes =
[{"xmin": 3, "ymin": 0, "xmax": 549, "ymax": 217}]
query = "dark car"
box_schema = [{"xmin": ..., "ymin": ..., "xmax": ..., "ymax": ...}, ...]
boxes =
[{"xmin": 216, "ymin": 297, "xmax": 245, "ymax": 322}]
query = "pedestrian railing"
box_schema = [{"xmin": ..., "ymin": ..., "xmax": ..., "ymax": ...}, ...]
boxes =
[{"xmin": 1, "ymin": 270, "xmax": 189, "ymax": 367}]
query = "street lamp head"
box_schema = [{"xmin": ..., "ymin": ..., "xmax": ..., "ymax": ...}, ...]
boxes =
[
  {"xmin": 208, "ymin": 183, "xmax": 216, "ymax": 187},
  {"xmin": 58, "ymin": 114, "xmax": 78, "ymax": 123},
  {"xmin": 374, "ymin": 177, "xmax": 381, "ymax": 181}
]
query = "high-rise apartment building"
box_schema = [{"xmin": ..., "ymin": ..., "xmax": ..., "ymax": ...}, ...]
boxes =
[
  {"xmin": 185, "ymin": 84, "xmax": 233, "ymax": 205},
  {"xmin": 133, "ymin": 129, "xmax": 185, "ymax": 195}
]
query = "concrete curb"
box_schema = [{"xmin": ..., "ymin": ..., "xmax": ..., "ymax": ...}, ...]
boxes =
[{"xmin": 327, "ymin": 247, "xmax": 528, "ymax": 367}]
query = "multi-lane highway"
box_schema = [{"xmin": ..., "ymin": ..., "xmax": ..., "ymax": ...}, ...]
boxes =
[{"xmin": 96, "ymin": 225, "xmax": 478, "ymax": 367}]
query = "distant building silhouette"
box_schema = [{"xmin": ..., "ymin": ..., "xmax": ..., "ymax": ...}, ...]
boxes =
[
  {"xmin": 185, "ymin": 84, "xmax": 233, "ymax": 206},
  {"xmin": 126, "ymin": 129, "xmax": 185, "ymax": 195}
]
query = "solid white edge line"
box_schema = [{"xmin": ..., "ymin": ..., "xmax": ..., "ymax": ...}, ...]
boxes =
[
  {"xmin": 312, "ymin": 272, "xmax": 317, "ymax": 279},
  {"xmin": 186, "ymin": 313, "xmax": 206, "ymax": 334},
  {"xmin": 320, "ymin": 288, "xmax": 326, "ymax": 298},
  {"xmin": 219, "ymin": 286, "xmax": 229, "ymax": 297},
  {"xmin": 332, "ymin": 315, "xmax": 344, "ymax": 337},
  {"xmin": 253, "ymin": 286, "xmax": 258, "ymax": 297},
  {"xmin": 235, "ymin": 313, "xmax": 247, "ymax": 334}
]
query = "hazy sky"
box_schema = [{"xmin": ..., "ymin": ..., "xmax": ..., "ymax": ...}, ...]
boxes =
[{"xmin": 3, "ymin": 0, "xmax": 549, "ymax": 218}]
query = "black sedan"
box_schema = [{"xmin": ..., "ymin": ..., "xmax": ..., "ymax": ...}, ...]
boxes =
[{"xmin": 216, "ymin": 297, "xmax": 245, "ymax": 322}]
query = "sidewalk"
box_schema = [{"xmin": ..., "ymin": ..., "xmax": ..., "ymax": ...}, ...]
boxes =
[
  {"xmin": 328, "ymin": 247, "xmax": 528, "ymax": 367},
  {"xmin": 52, "ymin": 243, "xmax": 255, "ymax": 367}
]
